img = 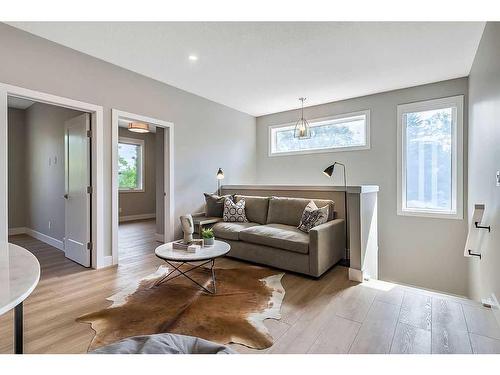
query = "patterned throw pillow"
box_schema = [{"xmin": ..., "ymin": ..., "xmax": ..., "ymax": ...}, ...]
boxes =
[
  {"xmin": 223, "ymin": 197, "xmax": 248, "ymax": 222},
  {"xmin": 298, "ymin": 201, "xmax": 329, "ymax": 233}
]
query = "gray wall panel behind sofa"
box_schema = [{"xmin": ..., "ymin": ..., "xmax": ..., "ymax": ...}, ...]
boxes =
[
  {"xmin": 0, "ymin": 23, "xmax": 257, "ymax": 254},
  {"xmin": 467, "ymin": 22, "xmax": 500, "ymax": 304},
  {"xmin": 256, "ymin": 78, "xmax": 469, "ymax": 296}
]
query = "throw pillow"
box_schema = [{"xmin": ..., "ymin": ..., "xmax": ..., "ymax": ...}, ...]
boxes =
[
  {"xmin": 223, "ymin": 197, "xmax": 248, "ymax": 222},
  {"xmin": 298, "ymin": 201, "xmax": 329, "ymax": 233},
  {"xmin": 204, "ymin": 193, "xmax": 231, "ymax": 217}
]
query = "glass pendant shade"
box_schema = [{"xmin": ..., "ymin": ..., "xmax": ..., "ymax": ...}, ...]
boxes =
[
  {"xmin": 294, "ymin": 118, "xmax": 311, "ymax": 139},
  {"xmin": 128, "ymin": 122, "xmax": 150, "ymax": 133},
  {"xmin": 294, "ymin": 97, "xmax": 311, "ymax": 139}
]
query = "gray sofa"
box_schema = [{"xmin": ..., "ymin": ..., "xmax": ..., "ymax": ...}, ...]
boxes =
[{"xmin": 208, "ymin": 195, "xmax": 345, "ymax": 278}]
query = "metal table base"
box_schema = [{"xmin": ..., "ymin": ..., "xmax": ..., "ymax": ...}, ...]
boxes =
[
  {"xmin": 154, "ymin": 259, "xmax": 217, "ymax": 294},
  {"xmin": 14, "ymin": 302, "xmax": 23, "ymax": 354}
]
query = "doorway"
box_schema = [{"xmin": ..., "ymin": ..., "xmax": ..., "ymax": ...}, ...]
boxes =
[
  {"xmin": 7, "ymin": 98, "xmax": 91, "ymax": 267},
  {"xmin": 111, "ymin": 110, "xmax": 174, "ymax": 264},
  {"xmin": 0, "ymin": 83, "xmax": 106, "ymax": 268}
]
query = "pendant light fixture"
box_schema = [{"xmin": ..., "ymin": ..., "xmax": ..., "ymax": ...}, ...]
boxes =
[
  {"xmin": 294, "ymin": 97, "xmax": 311, "ymax": 139},
  {"xmin": 128, "ymin": 122, "xmax": 150, "ymax": 133}
]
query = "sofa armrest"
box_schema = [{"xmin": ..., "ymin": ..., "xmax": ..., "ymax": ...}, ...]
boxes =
[
  {"xmin": 309, "ymin": 219, "xmax": 346, "ymax": 277},
  {"xmin": 192, "ymin": 212, "xmax": 207, "ymax": 218}
]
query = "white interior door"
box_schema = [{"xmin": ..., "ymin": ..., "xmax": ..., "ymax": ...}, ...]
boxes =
[{"xmin": 64, "ymin": 113, "xmax": 91, "ymax": 267}]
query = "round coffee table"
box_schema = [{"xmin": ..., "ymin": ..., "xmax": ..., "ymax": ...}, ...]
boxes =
[
  {"xmin": 154, "ymin": 240, "xmax": 230, "ymax": 294},
  {"xmin": 0, "ymin": 242, "xmax": 41, "ymax": 354}
]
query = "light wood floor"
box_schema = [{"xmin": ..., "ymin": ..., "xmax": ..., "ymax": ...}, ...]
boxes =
[{"xmin": 2, "ymin": 219, "xmax": 500, "ymax": 354}]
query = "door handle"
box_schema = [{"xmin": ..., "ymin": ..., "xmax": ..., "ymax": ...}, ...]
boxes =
[{"xmin": 64, "ymin": 194, "xmax": 69, "ymax": 199}]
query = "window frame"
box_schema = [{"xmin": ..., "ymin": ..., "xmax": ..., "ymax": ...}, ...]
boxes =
[
  {"xmin": 396, "ymin": 95, "xmax": 464, "ymax": 220},
  {"xmin": 118, "ymin": 136, "xmax": 145, "ymax": 193},
  {"xmin": 268, "ymin": 109, "xmax": 371, "ymax": 157}
]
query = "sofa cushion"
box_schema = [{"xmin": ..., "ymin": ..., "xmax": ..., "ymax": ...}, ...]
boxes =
[
  {"xmin": 298, "ymin": 201, "xmax": 329, "ymax": 233},
  {"xmin": 212, "ymin": 221, "xmax": 260, "ymax": 241},
  {"xmin": 204, "ymin": 193, "xmax": 232, "ymax": 217},
  {"xmin": 234, "ymin": 195, "xmax": 269, "ymax": 225},
  {"xmin": 266, "ymin": 197, "xmax": 335, "ymax": 226},
  {"xmin": 239, "ymin": 224, "xmax": 310, "ymax": 254},
  {"xmin": 223, "ymin": 197, "xmax": 248, "ymax": 222}
]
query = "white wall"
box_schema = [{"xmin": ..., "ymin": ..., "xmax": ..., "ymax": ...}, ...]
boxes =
[
  {"xmin": 0, "ymin": 23, "xmax": 257, "ymax": 253},
  {"xmin": 467, "ymin": 22, "xmax": 500, "ymax": 304},
  {"xmin": 256, "ymin": 78, "xmax": 469, "ymax": 296}
]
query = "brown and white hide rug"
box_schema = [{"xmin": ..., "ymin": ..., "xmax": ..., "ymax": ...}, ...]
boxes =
[{"xmin": 77, "ymin": 265, "xmax": 285, "ymax": 351}]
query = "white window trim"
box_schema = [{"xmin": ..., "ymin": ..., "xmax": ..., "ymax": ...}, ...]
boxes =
[
  {"xmin": 268, "ymin": 109, "xmax": 371, "ymax": 157},
  {"xmin": 397, "ymin": 95, "xmax": 464, "ymax": 220},
  {"xmin": 118, "ymin": 136, "xmax": 145, "ymax": 193}
]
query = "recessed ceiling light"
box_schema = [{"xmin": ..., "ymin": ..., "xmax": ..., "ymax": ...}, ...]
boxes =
[{"xmin": 188, "ymin": 55, "xmax": 198, "ymax": 61}]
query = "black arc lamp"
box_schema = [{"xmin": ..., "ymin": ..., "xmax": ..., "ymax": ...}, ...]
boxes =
[{"xmin": 323, "ymin": 162, "xmax": 349, "ymax": 260}]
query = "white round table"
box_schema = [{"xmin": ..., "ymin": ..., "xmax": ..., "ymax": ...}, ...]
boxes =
[
  {"xmin": 0, "ymin": 242, "xmax": 40, "ymax": 354},
  {"xmin": 154, "ymin": 240, "xmax": 230, "ymax": 294}
]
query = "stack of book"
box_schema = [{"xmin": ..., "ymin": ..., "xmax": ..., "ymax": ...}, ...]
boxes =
[{"xmin": 172, "ymin": 239, "xmax": 203, "ymax": 253}]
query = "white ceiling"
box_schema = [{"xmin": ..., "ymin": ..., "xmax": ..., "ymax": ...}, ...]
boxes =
[
  {"xmin": 8, "ymin": 96, "xmax": 35, "ymax": 109},
  {"xmin": 8, "ymin": 22, "xmax": 485, "ymax": 116}
]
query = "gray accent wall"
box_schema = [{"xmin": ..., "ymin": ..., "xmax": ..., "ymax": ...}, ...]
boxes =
[
  {"xmin": 7, "ymin": 108, "xmax": 27, "ymax": 228},
  {"xmin": 8, "ymin": 103, "xmax": 83, "ymax": 242},
  {"xmin": 467, "ymin": 22, "xmax": 500, "ymax": 303},
  {"xmin": 0, "ymin": 23, "xmax": 257, "ymax": 251},
  {"xmin": 256, "ymin": 78, "xmax": 469, "ymax": 296},
  {"xmin": 118, "ymin": 127, "xmax": 156, "ymax": 218}
]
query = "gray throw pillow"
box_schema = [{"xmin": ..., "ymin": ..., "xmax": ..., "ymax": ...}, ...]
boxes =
[
  {"xmin": 223, "ymin": 197, "xmax": 248, "ymax": 223},
  {"xmin": 298, "ymin": 201, "xmax": 329, "ymax": 233},
  {"xmin": 204, "ymin": 193, "xmax": 231, "ymax": 217}
]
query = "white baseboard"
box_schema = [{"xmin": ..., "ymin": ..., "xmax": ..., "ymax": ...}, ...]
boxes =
[
  {"xmin": 25, "ymin": 228, "xmax": 64, "ymax": 251},
  {"xmin": 348, "ymin": 268, "xmax": 364, "ymax": 282},
  {"xmin": 119, "ymin": 213, "xmax": 156, "ymax": 223},
  {"xmin": 491, "ymin": 293, "xmax": 500, "ymax": 327},
  {"xmin": 8, "ymin": 227, "xmax": 27, "ymax": 236},
  {"xmin": 155, "ymin": 233, "xmax": 165, "ymax": 242},
  {"xmin": 100, "ymin": 255, "xmax": 114, "ymax": 268}
]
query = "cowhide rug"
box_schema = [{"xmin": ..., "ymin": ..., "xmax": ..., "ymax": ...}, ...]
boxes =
[{"xmin": 77, "ymin": 265, "xmax": 285, "ymax": 351}]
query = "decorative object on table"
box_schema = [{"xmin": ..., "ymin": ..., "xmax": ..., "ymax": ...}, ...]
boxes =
[
  {"xmin": 323, "ymin": 162, "xmax": 349, "ymax": 258},
  {"xmin": 298, "ymin": 200, "xmax": 329, "ymax": 233},
  {"xmin": 180, "ymin": 214, "xmax": 194, "ymax": 244},
  {"xmin": 128, "ymin": 122, "xmax": 150, "ymax": 133},
  {"xmin": 201, "ymin": 228, "xmax": 215, "ymax": 246},
  {"xmin": 203, "ymin": 193, "xmax": 231, "ymax": 217},
  {"xmin": 76, "ymin": 264, "xmax": 285, "ymax": 351},
  {"xmin": 294, "ymin": 97, "xmax": 311, "ymax": 139},
  {"xmin": 172, "ymin": 239, "xmax": 203, "ymax": 252},
  {"xmin": 223, "ymin": 197, "xmax": 248, "ymax": 222},
  {"xmin": 216, "ymin": 168, "xmax": 224, "ymax": 195}
]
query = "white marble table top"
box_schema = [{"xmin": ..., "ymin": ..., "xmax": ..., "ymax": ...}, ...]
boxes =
[
  {"xmin": 155, "ymin": 240, "xmax": 230, "ymax": 262},
  {"xmin": 0, "ymin": 243, "xmax": 41, "ymax": 316}
]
